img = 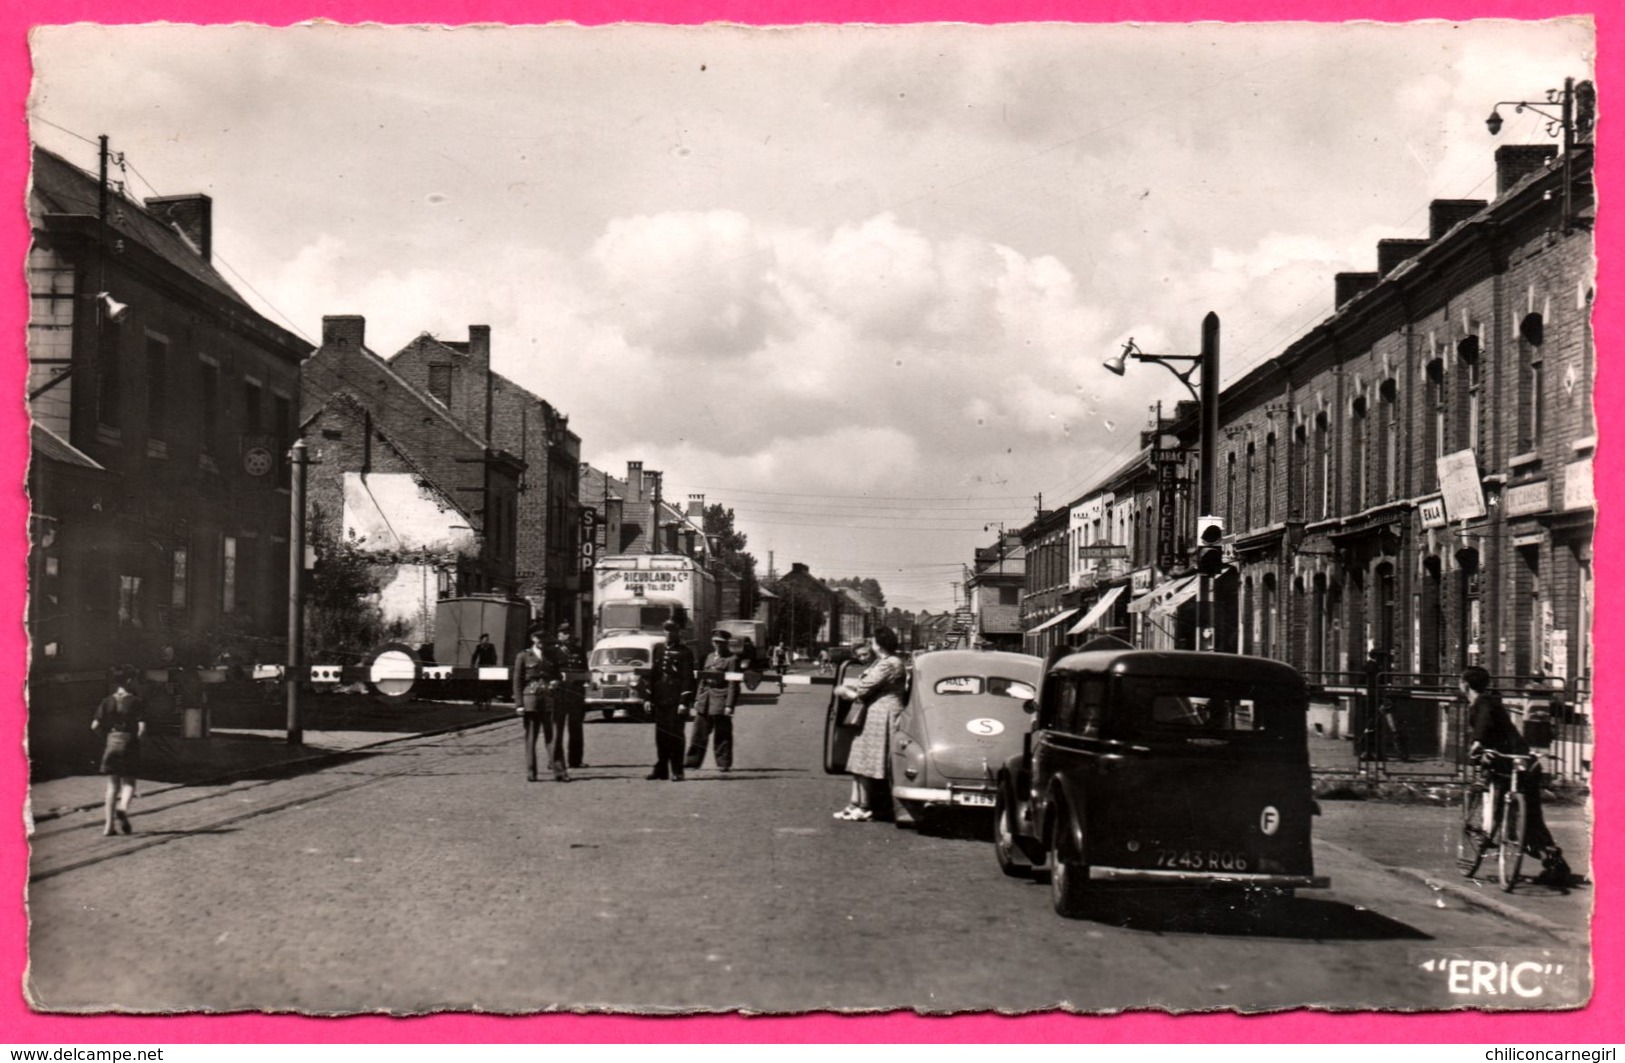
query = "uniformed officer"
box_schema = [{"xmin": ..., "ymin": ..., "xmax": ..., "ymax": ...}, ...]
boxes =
[
  {"xmin": 549, "ymin": 622, "xmax": 589, "ymax": 770},
  {"xmin": 685, "ymin": 629, "xmax": 741, "ymax": 773},
  {"xmin": 646, "ymin": 620, "xmax": 696, "ymax": 781},
  {"xmin": 512, "ymin": 627, "xmax": 563, "ymax": 781}
]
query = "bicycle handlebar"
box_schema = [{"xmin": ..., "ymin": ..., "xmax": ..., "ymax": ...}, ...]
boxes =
[{"xmin": 1476, "ymin": 749, "xmax": 1538, "ymax": 768}]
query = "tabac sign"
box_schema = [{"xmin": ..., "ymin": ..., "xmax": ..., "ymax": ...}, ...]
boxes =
[{"xmin": 1436, "ymin": 450, "xmax": 1487, "ymax": 522}]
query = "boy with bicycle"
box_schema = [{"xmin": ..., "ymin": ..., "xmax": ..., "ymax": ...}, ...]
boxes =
[{"xmin": 1462, "ymin": 666, "xmax": 1570, "ymax": 885}]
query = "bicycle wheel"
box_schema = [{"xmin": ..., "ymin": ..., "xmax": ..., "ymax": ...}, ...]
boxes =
[
  {"xmin": 1498, "ymin": 792, "xmax": 1527, "ymax": 892},
  {"xmin": 1458, "ymin": 786, "xmax": 1489, "ymax": 878}
]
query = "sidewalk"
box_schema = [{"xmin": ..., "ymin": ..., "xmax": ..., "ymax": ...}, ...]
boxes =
[{"xmin": 28, "ymin": 696, "xmax": 515, "ymax": 824}]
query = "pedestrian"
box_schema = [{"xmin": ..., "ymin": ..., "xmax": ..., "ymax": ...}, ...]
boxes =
[
  {"xmin": 1463, "ymin": 665, "xmax": 1568, "ymax": 883},
  {"xmin": 686, "ymin": 629, "xmax": 740, "ymax": 773},
  {"xmin": 549, "ymin": 622, "xmax": 589, "ymax": 770},
  {"xmin": 646, "ymin": 619, "xmax": 696, "ymax": 781},
  {"xmin": 513, "ymin": 626, "xmax": 564, "ymax": 782},
  {"xmin": 470, "ymin": 632, "xmax": 498, "ymax": 710},
  {"xmin": 91, "ymin": 666, "xmax": 147, "ymax": 836},
  {"xmin": 833, "ymin": 626, "xmax": 906, "ymax": 822}
]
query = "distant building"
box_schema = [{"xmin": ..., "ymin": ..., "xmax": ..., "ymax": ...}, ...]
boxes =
[{"xmin": 966, "ymin": 533, "xmax": 1026, "ymax": 652}]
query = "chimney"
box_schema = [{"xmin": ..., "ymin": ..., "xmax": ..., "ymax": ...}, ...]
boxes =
[
  {"xmin": 687, "ymin": 493, "xmax": 705, "ymax": 520},
  {"xmin": 468, "ymin": 325, "xmax": 491, "ymax": 371},
  {"xmin": 684, "ymin": 528, "xmax": 697, "ymax": 557},
  {"xmin": 791, "ymin": 562, "xmax": 810, "ymax": 576},
  {"xmin": 1495, "ymin": 144, "xmax": 1558, "ymax": 196},
  {"xmin": 322, "ymin": 315, "xmax": 366, "ymax": 350},
  {"xmin": 1429, "ymin": 199, "xmax": 1487, "ymax": 240},
  {"xmin": 1335, "ymin": 272, "xmax": 1379, "ymax": 308},
  {"xmin": 626, "ymin": 461, "xmax": 644, "ymax": 502},
  {"xmin": 145, "ymin": 194, "xmax": 213, "ymax": 262},
  {"xmin": 1376, "ymin": 239, "xmax": 1430, "ymax": 278},
  {"xmin": 646, "ymin": 470, "xmax": 663, "ymax": 507}
]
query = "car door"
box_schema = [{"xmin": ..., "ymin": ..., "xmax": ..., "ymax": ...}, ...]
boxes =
[{"xmin": 821, "ymin": 658, "xmax": 869, "ymax": 774}]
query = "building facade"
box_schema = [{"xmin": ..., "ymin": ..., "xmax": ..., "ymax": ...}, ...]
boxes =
[
  {"xmin": 27, "ymin": 145, "xmax": 311, "ymax": 699},
  {"xmin": 300, "ymin": 315, "xmax": 523, "ymax": 646},
  {"xmin": 387, "ymin": 328, "xmax": 583, "ymax": 631}
]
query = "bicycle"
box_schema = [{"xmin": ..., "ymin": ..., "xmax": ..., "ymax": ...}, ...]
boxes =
[{"xmin": 1457, "ymin": 750, "xmax": 1537, "ymax": 892}]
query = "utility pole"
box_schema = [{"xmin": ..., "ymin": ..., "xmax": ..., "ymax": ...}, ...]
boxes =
[
  {"xmin": 286, "ymin": 439, "xmax": 309, "ymax": 746},
  {"xmin": 1197, "ymin": 312, "xmax": 1220, "ymax": 652}
]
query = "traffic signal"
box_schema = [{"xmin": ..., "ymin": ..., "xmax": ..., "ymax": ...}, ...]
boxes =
[{"xmin": 1196, "ymin": 515, "xmax": 1225, "ymax": 576}]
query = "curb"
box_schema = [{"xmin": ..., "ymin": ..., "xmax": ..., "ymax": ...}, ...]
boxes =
[
  {"xmin": 29, "ymin": 712, "xmax": 514, "ymax": 825},
  {"xmin": 1385, "ymin": 865, "xmax": 1575, "ymax": 938}
]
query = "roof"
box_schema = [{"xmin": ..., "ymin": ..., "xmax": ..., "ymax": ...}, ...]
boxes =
[
  {"xmin": 30, "ymin": 146, "xmax": 247, "ymax": 309},
  {"xmin": 30, "ymin": 423, "xmax": 104, "ymax": 470},
  {"xmin": 1050, "ymin": 648, "xmax": 1306, "ymax": 687}
]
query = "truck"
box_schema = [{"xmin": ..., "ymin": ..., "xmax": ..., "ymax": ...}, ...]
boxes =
[{"xmin": 585, "ymin": 554, "xmax": 717, "ymax": 717}]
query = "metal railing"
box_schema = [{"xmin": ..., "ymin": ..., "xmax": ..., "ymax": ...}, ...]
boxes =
[{"xmin": 1300, "ymin": 669, "xmax": 1590, "ymax": 784}]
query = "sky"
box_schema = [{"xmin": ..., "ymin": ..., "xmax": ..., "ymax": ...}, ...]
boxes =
[{"xmin": 26, "ymin": 19, "xmax": 1594, "ymax": 610}]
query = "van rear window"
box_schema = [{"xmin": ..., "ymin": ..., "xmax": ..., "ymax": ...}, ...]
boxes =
[
  {"xmin": 934, "ymin": 676, "xmax": 1037, "ymax": 700},
  {"xmin": 1124, "ymin": 679, "xmax": 1305, "ymax": 741},
  {"xmin": 592, "ymin": 648, "xmax": 650, "ymax": 667}
]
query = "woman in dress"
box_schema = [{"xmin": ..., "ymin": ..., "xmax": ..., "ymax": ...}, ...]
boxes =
[
  {"xmin": 91, "ymin": 667, "xmax": 147, "ymax": 836},
  {"xmin": 834, "ymin": 627, "xmax": 906, "ymax": 822}
]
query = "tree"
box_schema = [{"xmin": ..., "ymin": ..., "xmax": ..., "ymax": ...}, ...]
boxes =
[
  {"xmin": 304, "ymin": 506, "xmax": 408, "ymax": 662},
  {"xmin": 827, "ymin": 576, "xmax": 887, "ymax": 610},
  {"xmin": 703, "ymin": 503, "xmax": 760, "ymax": 618}
]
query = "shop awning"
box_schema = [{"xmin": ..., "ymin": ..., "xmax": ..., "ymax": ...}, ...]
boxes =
[
  {"xmin": 1150, "ymin": 576, "xmax": 1203, "ymax": 617},
  {"xmin": 1027, "ymin": 607, "xmax": 1080, "ymax": 634},
  {"xmin": 1067, "ymin": 586, "xmax": 1127, "ymax": 635},
  {"xmin": 1127, "ymin": 575, "xmax": 1197, "ymax": 615}
]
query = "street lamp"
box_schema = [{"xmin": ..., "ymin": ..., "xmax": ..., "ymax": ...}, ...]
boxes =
[
  {"xmin": 1486, "ymin": 76, "xmax": 1595, "ymax": 233},
  {"xmin": 1102, "ymin": 313, "xmax": 1221, "ymax": 650}
]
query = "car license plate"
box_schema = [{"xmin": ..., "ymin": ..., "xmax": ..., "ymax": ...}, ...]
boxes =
[
  {"xmin": 952, "ymin": 791, "xmax": 995, "ymax": 807},
  {"xmin": 1154, "ymin": 848, "xmax": 1250, "ymax": 872}
]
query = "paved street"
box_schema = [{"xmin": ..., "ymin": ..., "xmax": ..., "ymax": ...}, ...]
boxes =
[{"xmin": 27, "ymin": 681, "xmax": 1590, "ymax": 1014}]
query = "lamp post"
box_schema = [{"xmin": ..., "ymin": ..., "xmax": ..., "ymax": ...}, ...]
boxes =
[
  {"xmin": 1104, "ymin": 312, "xmax": 1221, "ymax": 649},
  {"xmin": 1485, "ymin": 76, "xmax": 1595, "ymax": 232}
]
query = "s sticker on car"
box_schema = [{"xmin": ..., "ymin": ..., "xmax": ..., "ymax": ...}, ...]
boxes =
[{"xmin": 965, "ymin": 718, "xmax": 1006, "ymax": 736}]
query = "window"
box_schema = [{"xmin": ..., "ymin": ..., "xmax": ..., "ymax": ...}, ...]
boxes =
[
  {"xmin": 1350, "ymin": 395, "xmax": 1368, "ymax": 511},
  {"xmin": 171, "ymin": 548, "xmax": 188, "ymax": 610},
  {"xmin": 1226, "ymin": 451, "xmax": 1236, "ymax": 527},
  {"xmin": 98, "ymin": 333, "xmax": 121, "ymax": 431},
  {"xmin": 28, "ymin": 246, "xmax": 75, "ymax": 438},
  {"xmin": 428, "ymin": 364, "xmax": 453, "ymax": 407},
  {"xmin": 998, "ymin": 585, "xmax": 1019, "ymax": 606},
  {"xmin": 244, "ymin": 379, "xmax": 263, "ymax": 437},
  {"xmin": 146, "ymin": 336, "xmax": 169, "ymax": 443},
  {"xmin": 1379, "ymin": 379, "xmax": 1398, "ymax": 501},
  {"xmin": 221, "ymin": 536, "xmax": 236, "ymax": 614},
  {"xmin": 200, "ymin": 360, "xmax": 219, "ymax": 454},
  {"xmin": 117, "ymin": 575, "xmax": 143, "ymax": 628},
  {"xmin": 1244, "ymin": 442, "xmax": 1256, "ymax": 531},
  {"xmin": 1264, "ymin": 434, "xmax": 1276, "ymax": 525},
  {"xmin": 1458, "ymin": 335, "xmax": 1481, "ymax": 453},
  {"xmin": 1519, "ymin": 313, "xmax": 1545, "ymax": 453},
  {"xmin": 1315, "ymin": 414, "xmax": 1332, "ymax": 520},
  {"xmin": 1425, "ymin": 360, "xmax": 1446, "ymax": 490},
  {"xmin": 274, "ymin": 394, "xmax": 292, "ymax": 488}
]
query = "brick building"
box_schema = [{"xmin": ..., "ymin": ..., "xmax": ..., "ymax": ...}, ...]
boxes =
[
  {"xmin": 26, "ymin": 144, "xmax": 311, "ymax": 707},
  {"xmin": 1020, "ymin": 137, "xmax": 1594, "ymax": 708},
  {"xmin": 300, "ymin": 315, "xmax": 523, "ymax": 645},
  {"xmin": 386, "ymin": 328, "xmax": 583, "ymax": 631}
]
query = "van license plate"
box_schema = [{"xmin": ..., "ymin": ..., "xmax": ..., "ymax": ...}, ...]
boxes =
[{"xmin": 952, "ymin": 791, "xmax": 995, "ymax": 807}]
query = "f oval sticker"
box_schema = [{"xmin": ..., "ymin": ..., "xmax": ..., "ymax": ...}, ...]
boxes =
[
  {"xmin": 966, "ymin": 718, "xmax": 1006, "ymax": 737},
  {"xmin": 1260, "ymin": 806, "xmax": 1281, "ymax": 836}
]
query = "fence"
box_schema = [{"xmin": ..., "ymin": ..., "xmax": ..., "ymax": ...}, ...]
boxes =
[{"xmin": 1301, "ymin": 670, "xmax": 1591, "ymax": 785}]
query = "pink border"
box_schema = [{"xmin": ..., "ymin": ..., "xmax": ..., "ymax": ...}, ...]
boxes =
[{"xmin": 1, "ymin": 0, "xmax": 1614, "ymax": 1044}]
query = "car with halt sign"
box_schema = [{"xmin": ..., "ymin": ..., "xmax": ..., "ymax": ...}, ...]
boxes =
[{"xmin": 886, "ymin": 649, "xmax": 1042, "ymax": 827}]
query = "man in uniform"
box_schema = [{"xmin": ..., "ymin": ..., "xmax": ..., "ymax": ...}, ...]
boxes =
[
  {"xmin": 549, "ymin": 622, "xmax": 589, "ymax": 770},
  {"xmin": 686, "ymin": 629, "xmax": 741, "ymax": 773},
  {"xmin": 647, "ymin": 619, "xmax": 696, "ymax": 781},
  {"xmin": 512, "ymin": 627, "xmax": 562, "ymax": 781}
]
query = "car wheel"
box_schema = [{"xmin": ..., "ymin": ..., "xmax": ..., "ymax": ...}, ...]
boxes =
[
  {"xmin": 994, "ymin": 785, "xmax": 1035, "ymax": 879},
  {"xmin": 1048, "ymin": 815, "xmax": 1093, "ymax": 918}
]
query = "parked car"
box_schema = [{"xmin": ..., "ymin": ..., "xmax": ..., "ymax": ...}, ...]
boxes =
[
  {"xmin": 886, "ymin": 649, "xmax": 1042, "ymax": 827},
  {"xmin": 993, "ymin": 637, "xmax": 1328, "ymax": 917}
]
